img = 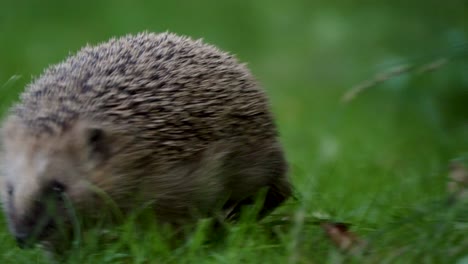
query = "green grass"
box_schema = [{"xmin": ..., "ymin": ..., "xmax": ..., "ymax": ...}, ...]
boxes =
[{"xmin": 0, "ymin": 0, "xmax": 467, "ymax": 263}]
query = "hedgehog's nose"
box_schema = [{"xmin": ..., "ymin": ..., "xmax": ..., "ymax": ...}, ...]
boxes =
[{"xmin": 15, "ymin": 233, "xmax": 32, "ymax": 249}]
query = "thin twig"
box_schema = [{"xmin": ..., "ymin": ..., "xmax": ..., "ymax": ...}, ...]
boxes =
[{"xmin": 341, "ymin": 57, "xmax": 451, "ymax": 104}]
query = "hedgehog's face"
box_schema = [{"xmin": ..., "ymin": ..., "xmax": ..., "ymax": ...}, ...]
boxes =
[{"xmin": 0, "ymin": 119, "xmax": 129, "ymax": 251}]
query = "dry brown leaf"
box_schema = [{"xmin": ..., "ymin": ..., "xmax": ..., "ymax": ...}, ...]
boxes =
[
  {"xmin": 321, "ymin": 222, "xmax": 366, "ymax": 254},
  {"xmin": 447, "ymin": 161, "xmax": 468, "ymax": 201}
]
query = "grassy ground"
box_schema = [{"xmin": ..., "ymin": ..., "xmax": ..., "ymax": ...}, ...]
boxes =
[{"xmin": 0, "ymin": 1, "xmax": 467, "ymax": 263}]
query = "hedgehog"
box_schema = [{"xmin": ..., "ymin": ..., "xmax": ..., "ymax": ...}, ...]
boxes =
[{"xmin": 0, "ymin": 32, "xmax": 292, "ymax": 253}]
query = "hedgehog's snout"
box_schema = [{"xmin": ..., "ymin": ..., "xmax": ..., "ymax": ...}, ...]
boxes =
[
  {"xmin": 9, "ymin": 180, "xmax": 71, "ymax": 249},
  {"xmin": 15, "ymin": 231, "xmax": 34, "ymax": 249},
  {"xmin": 10, "ymin": 200, "xmax": 55, "ymax": 249},
  {"xmin": 12, "ymin": 204, "xmax": 58, "ymax": 249}
]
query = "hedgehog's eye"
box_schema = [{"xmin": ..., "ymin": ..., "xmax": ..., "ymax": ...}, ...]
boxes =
[
  {"xmin": 87, "ymin": 128, "xmax": 105, "ymax": 146},
  {"xmin": 50, "ymin": 180, "xmax": 66, "ymax": 194},
  {"xmin": 7, "ymin": 184, "xmax": 13, "ymax": 196},
  {"xmin": 85, "ymin": 127, "xmax": 110, "ymax": 162}
]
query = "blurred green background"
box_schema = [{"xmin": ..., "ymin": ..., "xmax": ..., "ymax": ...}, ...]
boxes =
[
  {"xmin": 2, "ymin": 0, "xmax": 466, "ymax": 184},
  {"xmin": 1, "ymin": 0, "xmax": 467, "ymax": 132},
  {"xmin": 0, "ymin": 0, "xmax": 467, "ymax": 262}
]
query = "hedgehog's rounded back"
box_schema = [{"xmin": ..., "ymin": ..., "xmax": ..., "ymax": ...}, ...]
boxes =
[{"xmin": 0, "ymin": 32, "xmax": 291, "ymax": 251}]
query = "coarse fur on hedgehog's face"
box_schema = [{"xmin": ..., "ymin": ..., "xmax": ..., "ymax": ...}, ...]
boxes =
[{"xmin": 0, "ymin": 118, "xmax": 134, "ymax": 251}]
